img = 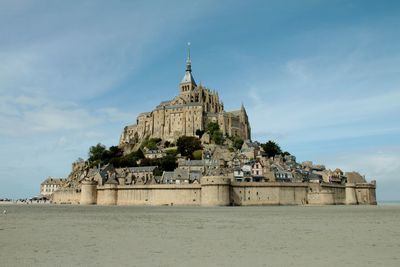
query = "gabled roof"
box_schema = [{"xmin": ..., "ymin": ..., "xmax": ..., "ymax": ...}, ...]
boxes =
[
  {"xmin": 41, "ymin": 178, "xmax": 65, "ymax": 185},
  {"xmin": 162, "ymin": 171, "xmax": 174, "ymax": 180},
  {"xmin": 173, "ymin": 169, "xmax": 190, "ymax": 180}
]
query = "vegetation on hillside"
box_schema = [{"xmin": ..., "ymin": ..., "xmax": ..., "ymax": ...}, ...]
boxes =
[
  {"xmin": 230, "ymin": 136, "xmax": 244, "ymax": 150},
  {"xmin": 206, "ymin": 122, "xmax": 224, "ymax": 145},
  {"xmin": 85, "ymin": 135, "xmax": 291, "ymax": 177},
  {"xmin": 176, "ymin": 136, "xmax": 202, "ymax": 159},
  {"xmin": 88, "ymin": 143, "xmax": 144, "ymax": 168},
  {"xmin": 260, "ymin": 140, "xmax": 290, "ymax": 158},
  {"xmin": 141, "ymin": 137, "xmax": 162, "ymax": 150}
]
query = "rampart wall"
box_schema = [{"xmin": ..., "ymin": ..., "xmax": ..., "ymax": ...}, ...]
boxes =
[
  {"xmin": 230, "ymin": 182, "xmax": 308, "ymax": 205},
  {"xmin": 51, "ymin": 188, "xmax": 80, "ymax": 204},
  {"xmin": 51, "ymin": 177, "xmax": 376, "ymax": 206},
  {"xmin": 98, "ymin": 184, "xmax": 202, "ymax": 206}
]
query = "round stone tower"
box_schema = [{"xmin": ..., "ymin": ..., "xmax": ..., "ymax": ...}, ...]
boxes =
[
  {"xmin": 80, "ymin": 180, "xmax": 98, "ymax": 205},
  {"xmin": 101, "ymin": 182, "xmax": 118, "ymax": 205},
  {"xmin": 200, "ymin": 176, "xmax": 231, "ymax": 206},
  {"xmin": 345, "ymin": 183, "xmax": 357, "ymax": 205}
]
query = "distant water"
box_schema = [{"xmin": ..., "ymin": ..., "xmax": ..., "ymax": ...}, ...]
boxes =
[
  {"xmin": 1, "ymin": 204, "xmax": 400, "ymax": 267},
  {"xmin": 379, "ymin": 200, "xmax": 400, "ymax": 205}
]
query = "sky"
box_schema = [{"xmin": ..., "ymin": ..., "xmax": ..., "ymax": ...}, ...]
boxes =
[{"xmin": 0, "ymin": 0, "xmax": 399, "ymax": 201}]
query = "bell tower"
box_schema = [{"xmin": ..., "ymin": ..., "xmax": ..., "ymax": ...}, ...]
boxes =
[{"xmin": 180, "ymin": 43, "xmax": 197, "ymax": 96}]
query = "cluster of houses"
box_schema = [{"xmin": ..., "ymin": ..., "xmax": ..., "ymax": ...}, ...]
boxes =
[
  {"xmin": 68, "ymin": 158, "xmax": 220, "ymax": 186},
  {"xmin": 40, "ymin": 140, "xmax": 368, "ymax": 196},
  {"xmin": 228, "ymin": 140, "xmax": 366, "ymax": 184}
]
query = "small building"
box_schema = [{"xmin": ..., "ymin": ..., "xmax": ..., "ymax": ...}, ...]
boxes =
[
  {"xmin": 161, "ymin": 171, "xmax": 175, "ymax": 184},
  {"xmin": 251, "ymin": 161, "xmax": 264, "ymax": 177},
  {"xmin": 128, "ymin": 166, "xmax": 158, "ymax": 184},
  {"xmin": 233, "ymin": 166, "xmax": 245, "ymax": 182},
  {"xmin": 161, "ymin": 169, "xmax": 201, "ymax": 184},
  {"xmin": 304, "ymin": 172, "xmax": 323, "ymax": 183},
  {"xmin": 177, "ymin": 159, "xmax": 219, "ymax": 174},
  {"xmin": 40, "ymin": 178, "xmax": 66, "ymax": 196},
  {"xmin": 144, "ymin": 149, "xmax": 166, "ymax": 159},
  {"xmin": 274, "ymin": 170, "xmax": 293, "ymax": 182}
]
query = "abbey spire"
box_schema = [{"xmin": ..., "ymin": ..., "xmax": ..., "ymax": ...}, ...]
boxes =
[{"xmin": 180, "ymin": 43, "xmax": 197, "ymax": 95}]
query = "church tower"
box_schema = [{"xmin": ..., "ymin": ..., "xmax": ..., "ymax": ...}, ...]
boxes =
[{"xmin": 180, "ymin": 43, "xmax": 197, "ymax": 98}]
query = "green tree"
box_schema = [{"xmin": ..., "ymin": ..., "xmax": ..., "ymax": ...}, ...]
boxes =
[
  {"xmin": 207, "ymin": 122, "xmax": 220, "ymax": 135},
  {"xmin": 109, "ymin": 146, "xmax": 123, "ymax": 157},
  {"xmin": 159, "ymin": 155, "xmax": 177, "ymax": 171},
  {"xmin": 195, "ymin": 129, "xmax": 205, "ymax": 138},
  {"xmin": 141, "ymin": 138, "xmax": 162, "ymax": 150},
  {"xmin": 206, "ymin": 122, "xmax": 225, "ymax": 145},
  {"xmin": 233, "ymin": 137, "xmax": 244, "ymax": 150},
  {"xmin": 88, "ymin": 143, "xmax": 107, "ymax": 163},
  {"xmin": 212, "ymin": 131, "xmax": 224, "ymax": 145},
  {"xmin": 192, "ymin": 149, "xmax": 203, "ymax": 160},
  {"xmin": 132, "ymin": 149, "xmax": 144, "ymax": 159},
  {"xmin": 261, "ymin": 141, "xmax": 282, "ymax": 158},
  {"xmin": 177, "ymin": 136, "xmax": 202, "ymax": 158}
]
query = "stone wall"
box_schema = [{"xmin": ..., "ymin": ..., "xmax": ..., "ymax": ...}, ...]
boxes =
[
  {"xmin": 231, "ymin": 182, "xmax": 308, "ymax": 205},
  {"xmin": 51, "ymin": 188, "xmax": 81, "ymax": 204},
  {"xmin": 355, "ymin": 183, "xmax": 377, "ymax": 205},
  {"xmin": 54, "ymin": 176, "xmax": 376, "ymax": 206},
  {"xmin": 97, "ymin": 184, "xmax": 201, "ymax": 206}
]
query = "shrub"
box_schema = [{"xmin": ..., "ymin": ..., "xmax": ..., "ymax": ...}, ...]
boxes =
[{"xmin": 192, "ymin": 149, "xmax": 203, "ymax": 160}]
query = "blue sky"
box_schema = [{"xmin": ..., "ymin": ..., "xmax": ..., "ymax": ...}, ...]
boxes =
[{"xmin": 0, "ymin": 0, "xmax": 399, "ymax": 200}]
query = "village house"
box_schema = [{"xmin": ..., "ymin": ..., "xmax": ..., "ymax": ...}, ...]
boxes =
[
  {"xmin": 251, "ymin": 161, "xmax": 264, "ymax": 182},
  {"xmin": 127, "ymin": 166, "xmax": 158, "ymax": 184},
  {"xmin": 143, "ymin": 149, "xmax": 166, "ymax": 159},
  {"xmin": 161, "ymin": 169, "xmax": 200, "ymax": 184},
  {"xmin": 40, "ymin": 178, "xmax": 66, "ymax": 196}
]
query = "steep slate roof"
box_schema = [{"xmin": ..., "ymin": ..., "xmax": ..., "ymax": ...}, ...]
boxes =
[
  {"xmin": 189, "ymin": 171, "xmax": 202, "ymax": 181},
  {"xmin": 41, "ymin": 178, "xmax": 65, "ymax": 185},
  {"xmin": 128, "ymin": 166, "xmax": 157, "ymax": 173},
  {"xmin": 173, "ymin": 169, "xmax": 190, "ymax": 180},
  {"xmin": 181, "ymin": 70, "xmax": 197, "ymax": 85}
]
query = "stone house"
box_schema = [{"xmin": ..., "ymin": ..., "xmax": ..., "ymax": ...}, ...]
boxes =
[
  {"xmin": 251, "ymin": 161, "xmax": 264, "ymax": 181},
  {"xmin": 161, "ymin": 169, "xmax": 200, "ymax": 184},
  {"xmin": 127, "ymin": 166, "xmax": 158, "ymax": 184},
  {"xmin": 143, "ymin": 149, "xmax": 166, "ymax": 159},
  {"xmin": 40, "ymin": 178, "xmax": 66, "ymax": 196},
  {"xmin": 274, "ymin": 170, "xmax": 293, "ymax": 182},
  {"xmin": 233, "ymin": 166, "xmax": 245, "ymax": 182},
  {"xmin": 177, "ymin": 159, "xmax": 219, "ymax": 175}
]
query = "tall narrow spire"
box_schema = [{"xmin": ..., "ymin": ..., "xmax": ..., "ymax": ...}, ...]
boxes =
[
  {"xmin": 180, "ymin": 42, "xmax": 196, "ymax": 93},
  {"xmin": 186, "ymin": 42, "xmax": 192, "ymax": 72}
]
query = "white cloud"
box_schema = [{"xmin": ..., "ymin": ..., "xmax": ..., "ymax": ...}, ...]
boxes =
[
  {"xmin": 249, "ymin": 88, "xmax": 400, "ymax": 142},
  {"xmin": 320, "ymin": 147, "xmax": 400, "ymax": 180},
  {"xmin": 97, "ymin": 107, "xmax": 133, "ymax": 123},
  {"xmin": 318, "ymin": 146, "xmax": 400, "ymax": 201},
  {"xmin": 285, "ymin": 60, "xmax": 310, "ymax": 82}
]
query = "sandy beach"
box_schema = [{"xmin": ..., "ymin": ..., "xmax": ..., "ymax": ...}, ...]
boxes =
[{"xmin": 1, "ymin": 204, "xmax": 399, "ymax": 266}]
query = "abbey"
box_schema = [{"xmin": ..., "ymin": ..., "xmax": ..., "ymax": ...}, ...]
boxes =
[{"xmin": 119, "ymin": 50, "xmax": 251, "ymax": 148}]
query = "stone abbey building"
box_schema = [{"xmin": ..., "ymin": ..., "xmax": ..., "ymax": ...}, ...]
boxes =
[{"xmin": 119, "ymin": 51, "xmax": 251, "ymax": 147}]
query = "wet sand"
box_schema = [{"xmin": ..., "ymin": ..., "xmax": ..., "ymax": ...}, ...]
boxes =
[{"xmin": 1, "ymin": 204, "xmax": 399, "ymax": 266}]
